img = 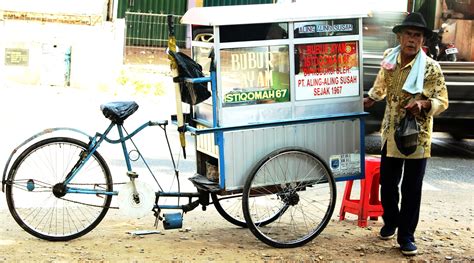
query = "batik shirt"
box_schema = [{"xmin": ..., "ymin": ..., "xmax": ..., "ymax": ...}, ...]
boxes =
[{"xmin": 368, "ymin": 49, "xmax": 449, "ymax": 158}]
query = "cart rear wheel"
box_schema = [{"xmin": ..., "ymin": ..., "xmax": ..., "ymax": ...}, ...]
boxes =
[
  {"xmin": 211, "ymin": 193, "xmax": 246, "ymax": 227},
  {"xmin": 242, "ymin": 147, "xmax": 336, "ymax": 248},
  {"xmin": 211, "ymin": 192, "xmax": 286, "ymax": 228}
]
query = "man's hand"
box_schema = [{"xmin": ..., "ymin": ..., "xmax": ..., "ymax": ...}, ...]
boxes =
[
  {"xmin": 405, "ymin": 100, "xmax": 431, "ymax": 115},
  {"xmin": 364, "ymin": 97, "xmax": 376, "ymax": 108}
]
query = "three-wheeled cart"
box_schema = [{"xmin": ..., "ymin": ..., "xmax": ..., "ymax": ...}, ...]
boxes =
[
  {"xmin": 176, "ymin": 2, "xmax": 369, "ymax": 248},
  {"xmin": 0, "ymin": 1, "xmax": 370, "ymax": 248}
]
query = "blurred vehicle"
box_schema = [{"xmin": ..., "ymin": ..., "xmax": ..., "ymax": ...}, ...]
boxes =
[
  {"xmin": 363, "ymin": 11, "xmax": 474, "ymax": 140},
  {"xmin": 424, "ymin": 24, "xmax": 458, "ymax": 62}
]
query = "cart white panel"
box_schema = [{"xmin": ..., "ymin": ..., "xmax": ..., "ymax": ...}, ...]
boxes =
[
  {"xmin": 222, "ymin": 118, "xmax": 361, "ymax": 191},
  {"xmin": 182, "ymin": 2, "xmax": 369, "ymax": 26}
]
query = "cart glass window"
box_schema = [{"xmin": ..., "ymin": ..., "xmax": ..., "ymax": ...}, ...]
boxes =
[
  {"xmin": 219, "ymin": 23, "xmax": 288, "ymax": 42},
  {"xmin": 220, "ymin": 45, "xmax": 290, "ymax": 107},
  {"xmin": 294, "ymin": 19, "xmax": 358, "ymax": 38},
  {"xmin": 192, "ymin": 46, "xmax": 213, "ymax": 75},
  {"xmin": 295, "ymin": 41, "xmax": 359, "ymax": 101}
]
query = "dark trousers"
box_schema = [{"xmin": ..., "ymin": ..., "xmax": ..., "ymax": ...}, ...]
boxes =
[{"xmin": 380, "ymin": 144, "xmax": 427, "ymax": 245}]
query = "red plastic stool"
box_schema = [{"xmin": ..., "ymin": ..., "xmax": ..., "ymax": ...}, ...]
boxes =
[{"xmin": 339, "ymin": 156, "xmax": 383, "ymax": 227}]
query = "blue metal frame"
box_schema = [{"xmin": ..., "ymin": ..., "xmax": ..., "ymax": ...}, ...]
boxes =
[
  {"xmin": 180, "ymin": 74, "xmax": 369, "ymax": 182},
  {"xmin": 183, "ymin": 73, "xmax": 227, "ymax": 188},
  {"xmin": 61, "ymin": 121, "xmax": 167, "ymax": 196},
  {"xmin": 63, "ymin": 123, "xmax": 114, "ymax": 186},
  {"xmin": 183, "ymin": 71, "xmax": 218, "ymax": 129},
  {"xmin": 182, "ymin": 65, "xmax": 370, "ymax": 185},
  {"xmin": 186, "ymin": 111, "xmax": 369, "ymax": 185},
  {"xmin": 187, "ymin": 112, "xmax": 368, "ymax": 135}
]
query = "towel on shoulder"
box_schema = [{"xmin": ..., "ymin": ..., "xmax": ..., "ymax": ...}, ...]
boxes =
[{"xmin": 381, "ymin": 45, "xmax": 426, "ymax": 95}]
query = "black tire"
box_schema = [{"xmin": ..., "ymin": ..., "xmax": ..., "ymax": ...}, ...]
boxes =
[
  {"xmin": 446, "ymin": 53, "xmax": 457, "ymax": 62},
  {"xmin": 5, "ymin": 137, "xmax": 113, "ymax": 241},
  {"xmin": 211, "ymin": 192, "xmax": 285, "ymax": 228},
  {"xmin": 211, "ymin": 193, "xmax": 247, "ymax": 227},
  {"xmin": 242, "ymin": 147, "xmax": 336, "ymax": 248}
]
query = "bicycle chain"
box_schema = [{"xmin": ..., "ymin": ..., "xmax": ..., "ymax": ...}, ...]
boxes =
[{"xmin": 59, "ymin": 196, "xmax": 119, "ymax": 209}]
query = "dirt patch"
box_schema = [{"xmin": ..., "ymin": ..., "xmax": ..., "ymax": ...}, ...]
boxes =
[{"xmin": 0, "ymin": 189, "xmax": 472, "ymax": 262}]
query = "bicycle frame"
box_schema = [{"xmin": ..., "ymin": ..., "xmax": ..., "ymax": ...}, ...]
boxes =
[
  {"xmin": 59, "ymin": 119, "xmax": 205, "ymax": 212},
  {"xmin": 63, "ymin": 120, "xmax": 168, "ymax": 196}
]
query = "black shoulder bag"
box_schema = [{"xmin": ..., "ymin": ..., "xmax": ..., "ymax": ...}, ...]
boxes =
[{"xmin": 395, "ymin": 111, "xmax": 419, "ymax": 156}]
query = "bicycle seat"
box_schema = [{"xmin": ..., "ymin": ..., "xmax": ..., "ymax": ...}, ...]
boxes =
[{"xmin": 100, "ymin": 101, "xmax": 139, "ymax": 124}]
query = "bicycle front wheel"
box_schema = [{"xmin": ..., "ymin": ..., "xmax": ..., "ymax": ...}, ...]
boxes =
[
  {"xmin": 5, "ymin": 137, "xmax": 113, "ymax": 241},
  {"xmin": 242, "ymin": 147, "xmax": 336, "ymax": 248}
]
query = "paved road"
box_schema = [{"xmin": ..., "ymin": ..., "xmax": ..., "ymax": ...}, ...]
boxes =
[{"xmin": 365, "ymin": 133, "xmax": 474, "ymax": 192}]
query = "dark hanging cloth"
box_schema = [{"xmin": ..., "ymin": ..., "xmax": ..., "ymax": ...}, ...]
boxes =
[{"xmin": 169, "ymin": 51, "xmax": 211, "ymax": 105}]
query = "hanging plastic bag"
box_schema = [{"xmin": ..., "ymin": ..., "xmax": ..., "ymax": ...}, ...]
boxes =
[
  {"xmin": 168, "ymin": 50, "xmax": 211, "ymax": 105},
  {"xmin": 395, "ymin": 112, "xmax": 419, "ymax": 156}
]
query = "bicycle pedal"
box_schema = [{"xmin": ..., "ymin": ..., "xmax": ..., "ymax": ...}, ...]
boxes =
[
  {"xmin": 154, "ymin": 216, "xmax": 162, "ymax": 228},
  {"xmin": 152, "ymin": 208, "xmax": 161, "ymax": 228}
]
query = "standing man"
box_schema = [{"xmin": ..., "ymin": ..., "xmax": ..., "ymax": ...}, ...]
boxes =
[{"xmin": 364, "ymin": 12, "xmax": 448, "ymax": 256}]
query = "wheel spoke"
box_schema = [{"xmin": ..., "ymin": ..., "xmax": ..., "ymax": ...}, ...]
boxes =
[
  {"xmin": 6, "ymin": 137, "xmax": 112, "ymax": 241},
  {"xmin": 243, "ymin": 148, "xmax": 336, "ymax": 248}
]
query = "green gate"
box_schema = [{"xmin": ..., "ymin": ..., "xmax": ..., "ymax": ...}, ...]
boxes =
[
  {"xmin": 125, "ymin": 12, "xmax": 186, "ymax": 47},
  {"xmin": 203, "ymin": 0, "xmax": 276, "ymax": 6},
  {"xmin": 119, "ymin": 0, "xmax": 187, "ymax": 47},
  {"xmin": 119, "ymin": 0, "xmax": 278, "ymax": 47}
]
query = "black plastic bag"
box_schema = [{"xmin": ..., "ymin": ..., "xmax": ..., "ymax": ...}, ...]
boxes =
[
  {"xmin": 395, "ymin": 112, "xmax": 419, "ymax": 156},
  {"xmin": 169, "ymin": 51, "xmax": 211, "ymax": 105}
]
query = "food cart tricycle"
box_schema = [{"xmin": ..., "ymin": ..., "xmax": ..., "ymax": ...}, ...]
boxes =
[{"xmin": 2, "ymin": 2, "xmax": 369, "ymax": 248}]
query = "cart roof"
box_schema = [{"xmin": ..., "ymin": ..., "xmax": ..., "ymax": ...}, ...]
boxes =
[{"xmin": 182, "ymin": 1, "xmax": 369, "ymax": 26}]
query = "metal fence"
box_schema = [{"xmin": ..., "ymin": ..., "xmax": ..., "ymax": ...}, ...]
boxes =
[
  {"xmin": 125, "ymin": 12, "xmax": 186, "ymax": 48},
  {"xmin": 204, "ymin": 0, "xmax": 275, "ymax": 6}
]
